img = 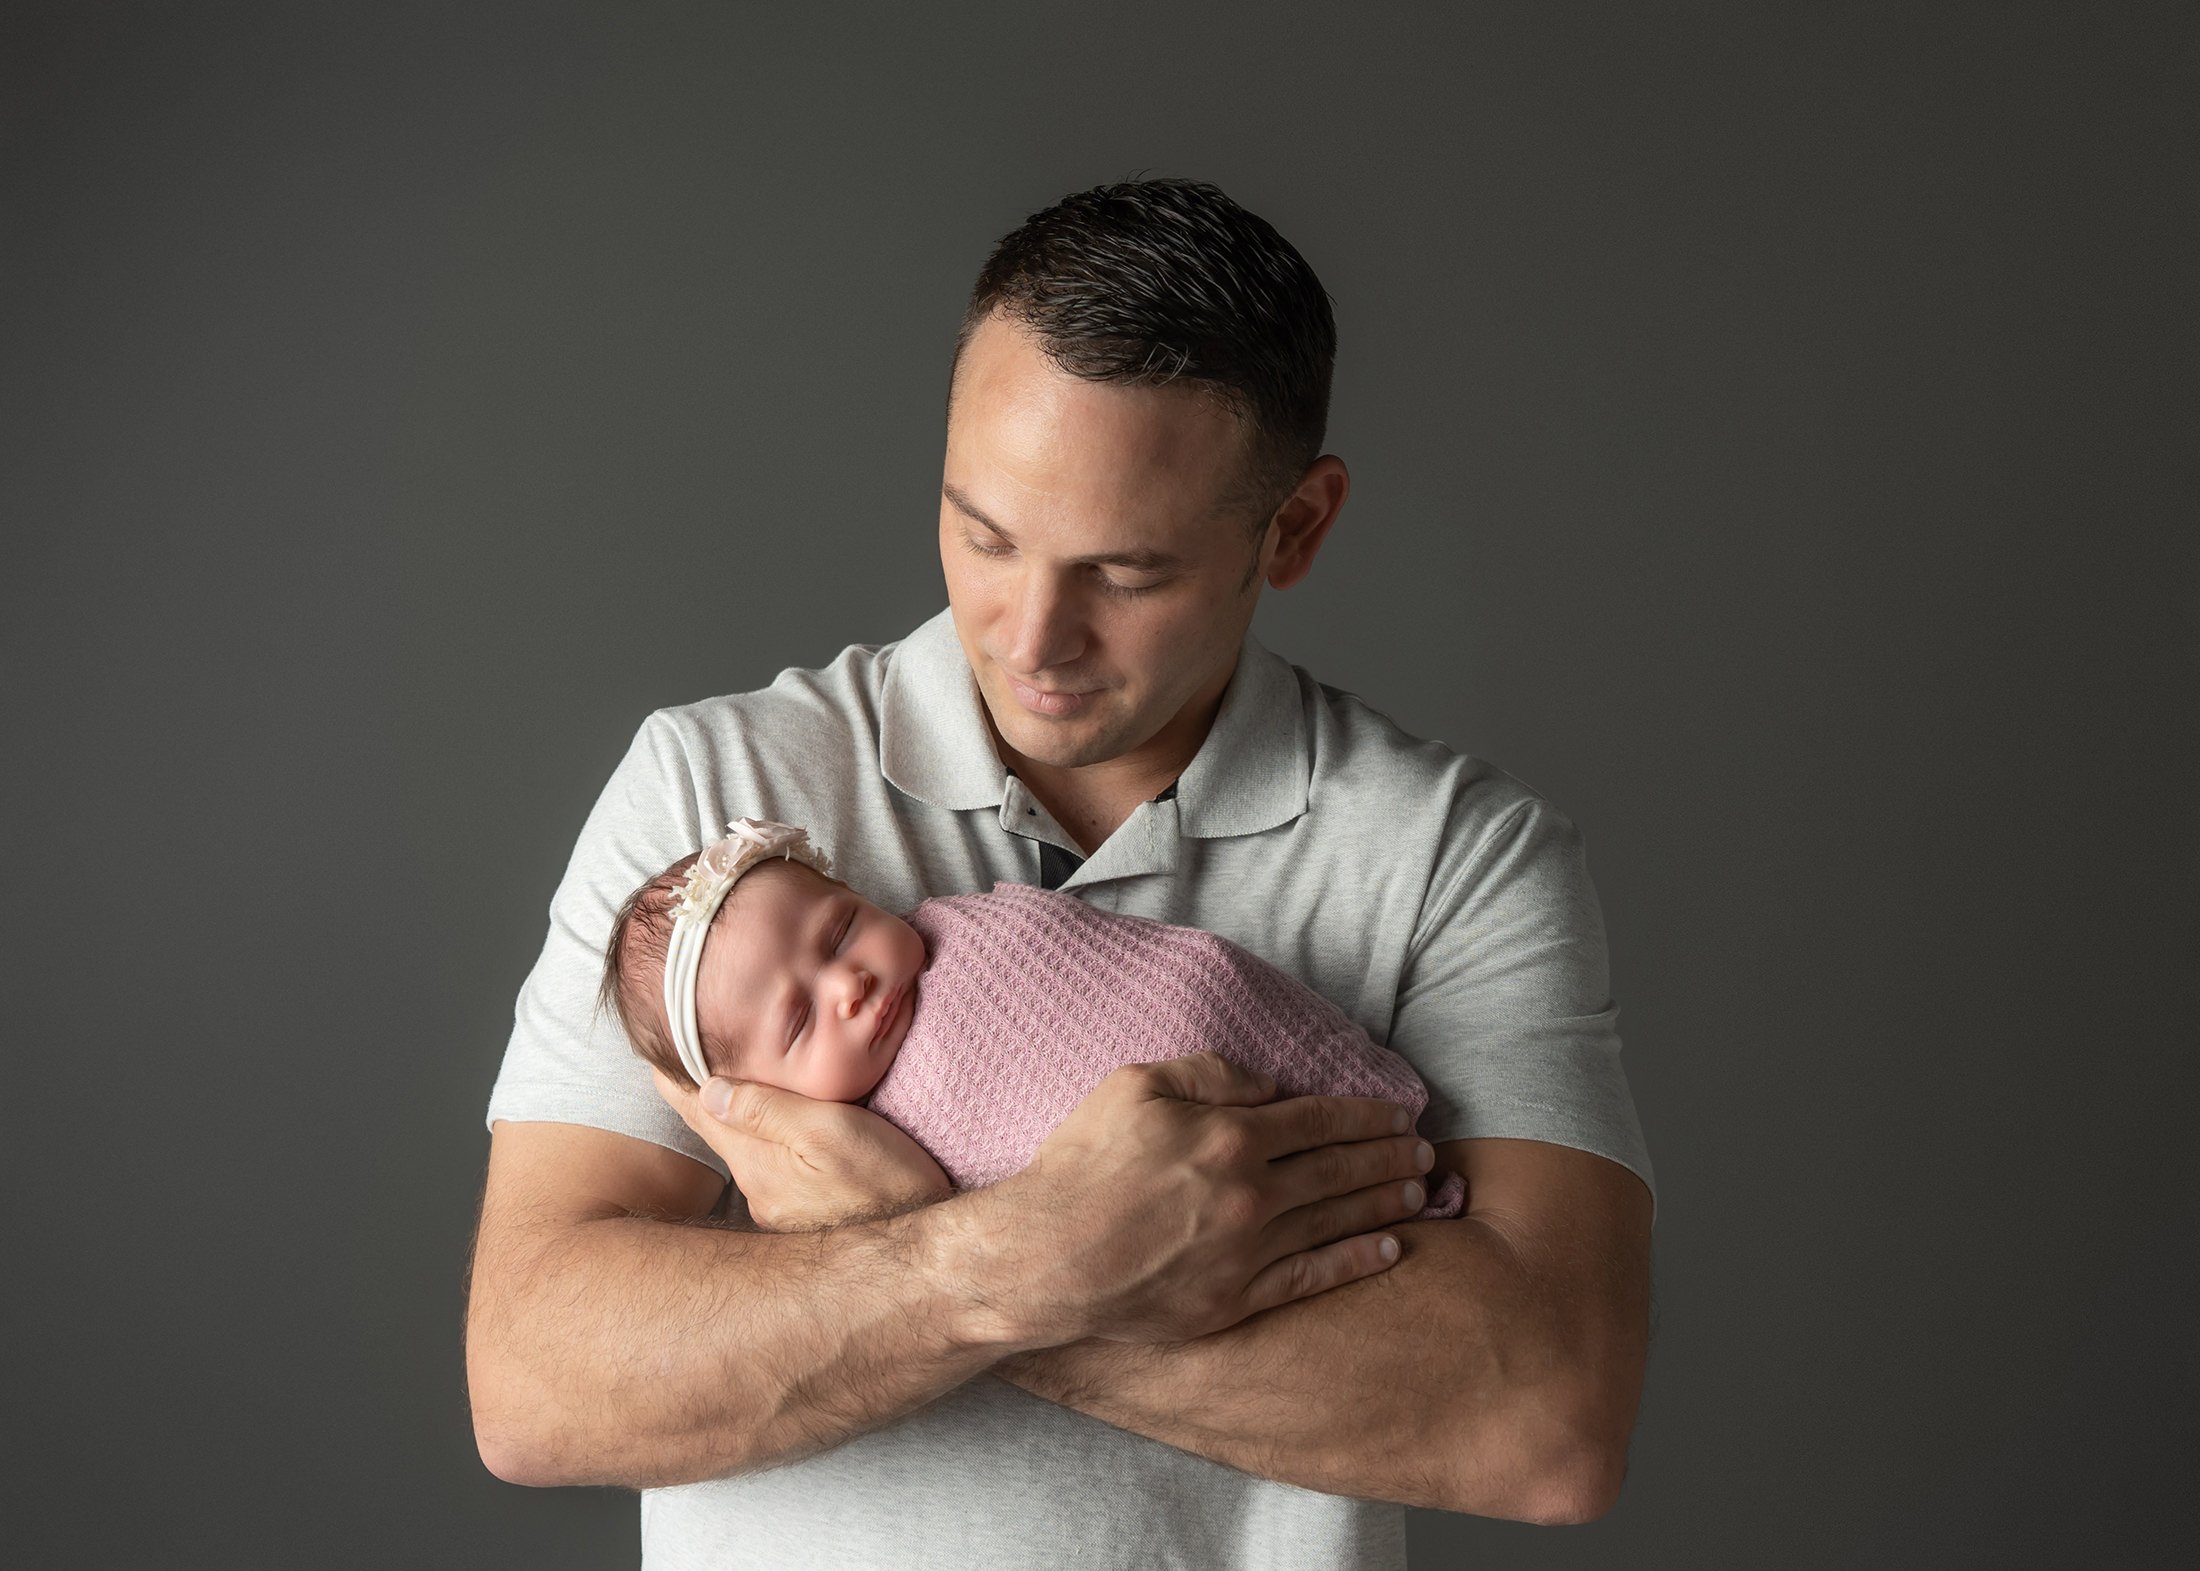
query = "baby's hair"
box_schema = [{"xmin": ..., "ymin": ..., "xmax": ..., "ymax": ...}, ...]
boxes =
[{"xmin": 598, "ymin": 852, "xmax": 706, "ymax": 1092}]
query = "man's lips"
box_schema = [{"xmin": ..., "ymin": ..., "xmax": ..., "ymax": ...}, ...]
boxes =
[{"xmin": 1005, "ymin": 673, "xmax": 1100, "ymax": 717}]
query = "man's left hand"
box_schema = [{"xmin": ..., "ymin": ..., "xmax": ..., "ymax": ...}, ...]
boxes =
[{"xmin": 652, "ymin": 1068, "xmax": 954, "ymax": 1232}]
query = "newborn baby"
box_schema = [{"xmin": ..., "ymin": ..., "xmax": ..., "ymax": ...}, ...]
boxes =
[{"xmin": 600, "ymin": 818, "xmax": 1465, "ymax": 1217}]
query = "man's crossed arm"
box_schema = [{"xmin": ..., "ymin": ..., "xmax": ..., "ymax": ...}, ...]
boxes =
[
  {"xmin": 465, "ymin": 1055, "xmax": 1650, "ymax": 1522},
  {"xmin": 992, "ymin": 1135, "xmax": 1650, "ymax": 1522}
]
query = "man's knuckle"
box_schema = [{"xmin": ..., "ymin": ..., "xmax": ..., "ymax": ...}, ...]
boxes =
[
  {"xmin": 1295, "ymin": 1195, "xmax": 1343, "ymax": 1250},
  {"xmin": 1208, "ymin": 1273, "xmax": 1249, "ymax": 1324},
  {"xmin": 1105, "ymin": 1063, "xmax": 1153, "ymax": 1094},
  {"xmin": 1307, "ymin": 1143, "xmax": 1351, "ymax": 1192},
  {"xmin": 1214, "ymin": 1180, "xmax": 1265, "ymax": 1231},
  {"xmin": 1294, "ymin": 1099, "xmax": 1338, "ymax": 1148},
  {"xmin": 1201, "ymin": 1118, "xmax": 1254, "ymax": 1169}
]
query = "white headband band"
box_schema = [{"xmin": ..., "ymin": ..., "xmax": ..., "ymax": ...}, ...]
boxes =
[{"xmin": 661, "ymin": 817, "xmax": 832, "ymax": 1086}]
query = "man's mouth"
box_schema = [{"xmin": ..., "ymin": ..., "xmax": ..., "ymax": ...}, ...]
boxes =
[{"xmin": 1005, "ymin": 674, "xmax": 1098, "ymax": 717}]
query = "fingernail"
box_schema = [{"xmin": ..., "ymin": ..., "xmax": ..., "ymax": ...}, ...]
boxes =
[
  {"xmin": 1402, "ymin": 1182, "xmax": 1424, "ymax": 1210},
  {"xmin": 1378, "ymin": 1236, "xmax": 1399, "ymax": 1263},
  {"xmin": 1392, "ymin": 1107, "xmax": 1409, "ymax": 1134},
  {"xmin": 701, "ymin": 1078, "xmax": 733, "ymax": 1119},
  {"xmin": 1414, "ymin": 1141, "xmax": 1433, "ymax": 1170}
]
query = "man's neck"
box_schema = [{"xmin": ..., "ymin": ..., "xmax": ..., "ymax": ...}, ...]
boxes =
[
  {"xmin": 1005, "ymin": 753, "xmax": 1174, "ymax": 857},
  {"xmin": 991, "ymin": 662, "xmax": 1236, "ymax": 856}
]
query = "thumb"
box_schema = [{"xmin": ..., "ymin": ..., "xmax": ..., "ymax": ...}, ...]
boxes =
[
  {"xmin": 1142, "ymin": 1050, "xmax": 1277, "ymax": 1108},
  {"xmin": 702, "ymin": 1076, "xmax": 784, "ymax": 1135},
  {"xmin": 700, "ymin": 1077, "xmax": 815, "ymax": 1149}
]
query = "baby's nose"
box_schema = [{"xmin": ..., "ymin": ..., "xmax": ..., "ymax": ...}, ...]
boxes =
[{"xmin": 836, "ymin": 970, "xmax": 872, "ymax": 1017}]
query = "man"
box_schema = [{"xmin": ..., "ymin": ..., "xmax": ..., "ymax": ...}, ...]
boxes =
[{"xmin": 467, "ymin": 178, "xmax": 1654, "ymax": 1567}]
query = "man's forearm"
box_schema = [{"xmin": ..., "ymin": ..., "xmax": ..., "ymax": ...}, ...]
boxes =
[
  {"xmin": 991, "ymin": 1216, "xmax": 1641, "ymax": 1523},
  {"xmin": 469, "ymin": 1183, "xmax": 1030, "ymax": 1489},
  {"xmin": 470, "ymin": 1078, "xmax": 1447, "ymax": 1494}
]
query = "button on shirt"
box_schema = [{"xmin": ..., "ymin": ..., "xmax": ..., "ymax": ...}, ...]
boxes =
[{"xmin": 487, "ymin": 606, "xmax": 1653, "ymax": 1571}]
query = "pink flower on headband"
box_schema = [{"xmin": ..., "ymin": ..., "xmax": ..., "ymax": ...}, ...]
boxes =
[{"xmin": 668, "ymin": 818, "xmax": 832, "ymax": 925}]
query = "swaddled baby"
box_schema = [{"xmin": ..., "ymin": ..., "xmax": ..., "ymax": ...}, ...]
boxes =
[{"xmin": 600, "ymin": 818, "xmax": 1465, "ymax": 1217}]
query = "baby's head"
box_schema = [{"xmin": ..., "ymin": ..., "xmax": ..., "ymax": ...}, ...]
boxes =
[{"xmin": 600, "ymin": 822, "xmax": 925, "ymax": 1102}]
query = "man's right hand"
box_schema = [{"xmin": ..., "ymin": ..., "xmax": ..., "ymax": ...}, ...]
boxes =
[
  {"xmin": 651, "ymin": 1066, "xmax": 955, "ymax": 1233},
  {"xmin": 964, "ymin": 1050, "xmax": 1436, "ymax": 1350}
]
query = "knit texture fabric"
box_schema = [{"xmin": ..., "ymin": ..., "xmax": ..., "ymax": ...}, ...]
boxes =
[{"xmin": 863, "ymin": 882, "xmax": 1466, "ymax": 1219}]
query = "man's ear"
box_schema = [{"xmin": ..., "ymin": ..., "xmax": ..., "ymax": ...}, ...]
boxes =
[{"xmin": 1265, "ymin": 456, "xmax": 1349, "ymax": 591}]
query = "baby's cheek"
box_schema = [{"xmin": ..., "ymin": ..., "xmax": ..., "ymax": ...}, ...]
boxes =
[{"xmin": 802, "ymin": 1050, "xmax": 855, "ymax": 1104}]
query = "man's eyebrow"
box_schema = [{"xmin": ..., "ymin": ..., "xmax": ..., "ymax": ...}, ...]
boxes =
[{"xmin": 941, "ymin": 482, "xmax": 1186, "ymax": 573}]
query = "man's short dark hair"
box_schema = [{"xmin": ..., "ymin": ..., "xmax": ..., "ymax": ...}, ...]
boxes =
[{"xmin": 951, "ymin": 177, "xmax": 1337, "ymax": 531}]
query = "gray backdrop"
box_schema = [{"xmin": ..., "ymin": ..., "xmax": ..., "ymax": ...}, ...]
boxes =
[{"xmin": 6, "ymin": 4, "xmax": 2193, "ymax": 1566}]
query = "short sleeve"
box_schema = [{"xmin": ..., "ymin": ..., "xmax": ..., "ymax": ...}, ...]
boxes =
[
  {"xmin": 1391, "ymin": 796, "xmax": 1654, "ymax": 1202},
  {"xmin": 483, "ymin": 711, "xmax": 730, "ymax": 1179}
]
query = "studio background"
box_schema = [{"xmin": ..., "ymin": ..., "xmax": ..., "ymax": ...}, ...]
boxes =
[{"xmin": 6, "ymin": 4, "xmax": 2192, "ymax": 1566}]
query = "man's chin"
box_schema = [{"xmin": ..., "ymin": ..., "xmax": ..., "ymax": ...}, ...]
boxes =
[
  {"xmin": 992, "ymin": 712, "xmax": 1129, "ymax": 771},
  {"xmin": 979, "ymin": 688, "xmax": 1107, "ymax": 762}
]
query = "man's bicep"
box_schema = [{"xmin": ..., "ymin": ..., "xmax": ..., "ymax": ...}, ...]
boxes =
[
  {"xmin": 1394, "ymin": 796, "xmax": 1655, "ymax": 1197},
  {"xmin": 1437, "ymin": 1137, "xmax": 1653, "ymax": 1385},
  {"xmin": 1437, "ymin": 1137, "xmax": 1651, "ymax": 1243},
  {"xmin": 485, "ymin": 709, "xmax": 726, "ymax": 1173},
  {"xmin": 1428, "ymin": 1137, "xmax": 1654, "ymax": 1482},
  {"xmin": 483, "ymin": 1119, "xmax": 725, "ymax": 1231}
]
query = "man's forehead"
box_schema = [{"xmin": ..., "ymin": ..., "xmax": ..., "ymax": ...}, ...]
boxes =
[
  {"xmin": 950, "ymin": 322, "xmax": 1252, "ymax": 511},
  {"xmin": 947, "ymin": 480, "xmax": 1226, "ymax": 565},
  {"xmin": 943, "ymin": 383, "xmax": 1256, "ymax": 533}
]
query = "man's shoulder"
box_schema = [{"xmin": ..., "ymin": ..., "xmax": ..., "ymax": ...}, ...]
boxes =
[
  {"xmin": 642, "ymin": 635, "xmax": 902, "ymax": 757},
  {"xmin": 1293, "ymin": 667, "xmax": 1552, "ymax": 834}
]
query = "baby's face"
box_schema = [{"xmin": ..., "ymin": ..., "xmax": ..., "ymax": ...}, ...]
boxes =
[{"xmin": 691, "ymin": 860, "xmax": 924, "ymax": 1101}]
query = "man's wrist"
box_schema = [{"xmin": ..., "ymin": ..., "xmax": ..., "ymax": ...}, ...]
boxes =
[{"xmin": 900, "ymin": 1180, "xmax": 1072, "ymax": 1358}]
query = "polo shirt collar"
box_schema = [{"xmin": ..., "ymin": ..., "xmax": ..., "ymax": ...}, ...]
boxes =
[
  {"xmin": 880, "ymin": 608, "xmax": 1006, "ymax": 811},
  {"xmin": 1175, "ymin": 626, "xmax": 1309, "ymax": 840},
  {"xmin": 879, "ymin": 606, "xmax": 1310, "ymax": 839}
]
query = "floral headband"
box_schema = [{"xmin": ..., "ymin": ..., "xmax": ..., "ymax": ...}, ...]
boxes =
[{"xmin": 662, "ymin": 817, "xmax": 833, "ymax": 1086}]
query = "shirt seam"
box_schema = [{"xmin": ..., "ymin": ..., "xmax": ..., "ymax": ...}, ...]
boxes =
[{"xmin": 1405, "ymin": 795, "xmax": 1542, "ymax": 967}]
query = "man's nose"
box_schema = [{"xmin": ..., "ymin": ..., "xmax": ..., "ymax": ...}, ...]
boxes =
[{"xmin": 1001, "ymin": 570, "xmax": 1085, "ymax": 674}]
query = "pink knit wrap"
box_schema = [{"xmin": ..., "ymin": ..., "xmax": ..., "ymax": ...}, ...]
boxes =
[{"xmin": 862, "ymin": 882, "xmax": 1466, "ymax": 1219}]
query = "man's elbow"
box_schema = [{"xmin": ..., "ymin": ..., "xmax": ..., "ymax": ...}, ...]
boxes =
[
  {"xmin": 465, "ymin": 1292, "xmax": 625, "ymax": 1489},
  {"xmin": 469, "ymin": 1381, "xmax": 656, "ymax": 1489},
  {"xmin": 474, "ymin": 1422, "xmax": 561, "ymax": 1490},
  {"xmin": 1508, "ymin": 1435, "xmax": 1628, "ymax": 1526},
  {"xmin": 467, "ymin": 1351, "xmax": 575, "ymax": 1488},
  {"xmin": 1450, "ymin": 1391, "xmax": 1635, "ymax": 1524},
  {"xmin": 467, "ymin": 1339, "xmax": 770, "ymax": 1491}
]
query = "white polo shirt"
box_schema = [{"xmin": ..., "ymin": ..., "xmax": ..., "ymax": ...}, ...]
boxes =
[{"xmin": 487, "ymin": 607, "xmax": 1653, "ymax": 1570}]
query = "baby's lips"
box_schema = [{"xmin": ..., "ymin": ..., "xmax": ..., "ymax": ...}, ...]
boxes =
[
  {"xmin": 869, "ymin": 982, "xmax": 907, "ymax": 1049},
  {"xmin": 886, "ymin": 980, "xmax": 918, "ymax": 1049}
]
